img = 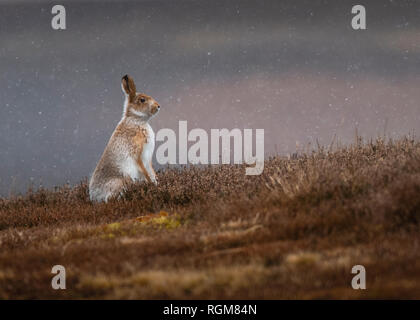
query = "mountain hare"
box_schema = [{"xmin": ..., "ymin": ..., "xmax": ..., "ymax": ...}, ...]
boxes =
[{"xmin": 89, "ymin": 75, "xmax": 160, "ymax": 202}]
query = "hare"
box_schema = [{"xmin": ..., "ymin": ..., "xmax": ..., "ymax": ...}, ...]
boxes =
[{"xmin": 89, "ymin": 75, "xmax": 160, "ymax": 202}]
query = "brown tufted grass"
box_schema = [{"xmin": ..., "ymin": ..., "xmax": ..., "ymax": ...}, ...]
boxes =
[{"xmin": 0, "ymin": 137, "xmax": 419, "ymax": 299}]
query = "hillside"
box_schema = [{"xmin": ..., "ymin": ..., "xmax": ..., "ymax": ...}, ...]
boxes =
[{"xmin": 0, "ymin": 137, "xmax": 419, "ymax": 299}]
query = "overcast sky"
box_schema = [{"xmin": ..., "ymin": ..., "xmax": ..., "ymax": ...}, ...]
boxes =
[{"xmin": 1, "ymin": 0, "xmax": 420, "ymax": 195}]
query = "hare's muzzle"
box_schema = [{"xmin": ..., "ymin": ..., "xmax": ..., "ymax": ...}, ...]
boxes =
[{"xmin": 151, "ymin": 104, "xmax": 161, "ymax": 114}]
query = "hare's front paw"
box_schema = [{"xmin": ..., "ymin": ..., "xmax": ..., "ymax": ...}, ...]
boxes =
[{"xmin": 150, "ymin": 175, "xmax": 157, "ymax": 185}]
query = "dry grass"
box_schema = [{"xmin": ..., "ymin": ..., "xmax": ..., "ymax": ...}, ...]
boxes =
[{"xmin": 0, "ymin": 137, "xmax": 419, "ymax": 299}]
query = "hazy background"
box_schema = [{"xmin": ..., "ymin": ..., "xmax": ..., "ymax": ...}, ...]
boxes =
[{"xmin": 1, "ymin": 0, "xmax": 420, "ymax": 195}]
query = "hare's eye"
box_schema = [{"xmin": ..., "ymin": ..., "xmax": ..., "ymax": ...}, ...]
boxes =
[{"xmin": 140, "ymin": 98, "xmax": 146, "ymax": 103}]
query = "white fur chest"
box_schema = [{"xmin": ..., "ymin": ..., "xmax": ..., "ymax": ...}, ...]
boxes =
[
  {"xmin": 141, "ymin": 123, "xmax": 155, "ymax": 165},
  {"xmin": 117, "ymin": 122, "xmax": 155, "ymax": 182},
  {"xmin": 121, "ymin": 156, "xmax": 141, "ymax": 181}
]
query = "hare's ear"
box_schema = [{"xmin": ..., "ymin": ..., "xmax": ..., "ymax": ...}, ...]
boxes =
[{"xmin": 121, "ymin": 75, "xmax": 137, "ymax": 100}]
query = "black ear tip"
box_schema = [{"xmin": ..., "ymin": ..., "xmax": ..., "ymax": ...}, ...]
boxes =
[{"xmin": 122, "ymin": 75, "xmax": 129, "ymax": 81}]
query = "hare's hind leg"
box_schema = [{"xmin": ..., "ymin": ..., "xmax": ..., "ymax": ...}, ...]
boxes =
[
  {"xmin": 90, "ymin": 177, "xmax": 133, "ymax": 202},
  {"xmin": 103, "ymin": 177, "xmax": 136, "ymax": 202},
  {"xmin": 102, "ymin": 178, "xmax": 127, "ymax": 202}
]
